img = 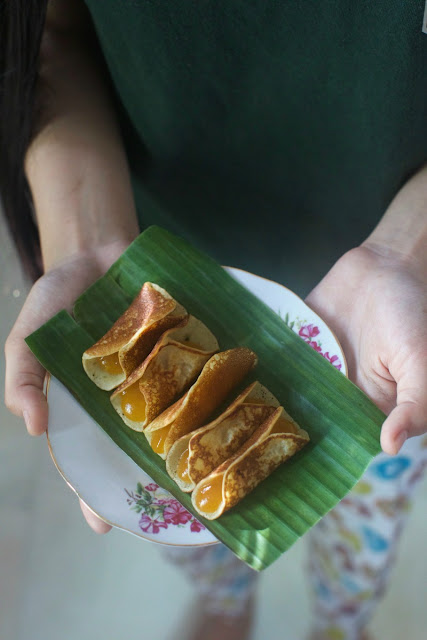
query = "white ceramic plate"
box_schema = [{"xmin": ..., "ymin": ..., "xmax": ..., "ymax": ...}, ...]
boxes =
[{"xmin": 46, "ymin": 267, "xmax": 347, "ymax": 547}]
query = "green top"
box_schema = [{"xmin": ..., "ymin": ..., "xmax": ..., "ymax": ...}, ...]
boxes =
[{"xmin": 84, "ymin": 1, "xmax": 427, "ymax": 293}]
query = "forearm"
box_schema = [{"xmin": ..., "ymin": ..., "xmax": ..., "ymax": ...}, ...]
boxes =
[
  {"xmin": 363, "ymin": 163, "xmax": 427, "ymax": 271},
  {"xmin": 25, "ymin": 0, "xmax": 138, "ymax": 272}
]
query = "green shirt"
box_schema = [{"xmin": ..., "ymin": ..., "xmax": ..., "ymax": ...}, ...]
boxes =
[{"xmin": 84, "ymin": 1, "xmax": 427, "ymax": 293}]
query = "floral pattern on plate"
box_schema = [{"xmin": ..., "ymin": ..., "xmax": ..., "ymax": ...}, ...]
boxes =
[
  {"xmin": 46, "ymin": 267, "xmax": 347, "ymax": 546},
  {"xmin": 284, "ymin": 316, "xmax": 342, "ymax": 371},
  {"xmin": 123, "ymin": 314, "xmax": 343, "ymax": 538},
  {"xmin": 126, "ymin": 482, "xmax": 205, "ymax": 534}
]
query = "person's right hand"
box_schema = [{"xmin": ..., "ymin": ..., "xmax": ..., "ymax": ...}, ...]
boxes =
[{"xmin": 4, "ymin": 239, "xmax": 132, "ymax": 534}]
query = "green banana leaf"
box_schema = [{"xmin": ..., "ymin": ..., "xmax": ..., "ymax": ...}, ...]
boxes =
[{"xmin": 26, "ymin": 226, "xmax": 383, "ymax": 570}]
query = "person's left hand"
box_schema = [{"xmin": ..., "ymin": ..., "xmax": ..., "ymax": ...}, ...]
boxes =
[
  {"xmin": 305, "ymin": 245, "xmax": 427, "ymax": 455},
  {"xmin": 4, "ymin": 239, "xmax": 135, "ymax": 534}
]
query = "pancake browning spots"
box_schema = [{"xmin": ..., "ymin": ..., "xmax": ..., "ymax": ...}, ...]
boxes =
[
  {"xmin": 146, "ymin": 347, "xmax": 258, "ymax": 457},
  {"xmin": 82, "ymin": 283, "xmax": 187, "ymax": 389},
  {"xmin": 192, "ymin": 407, "xmax": 309, "ymax": 520},
  {"xmin": 111, "ymin": 316, "xmax": 218, "ymax": 430}
]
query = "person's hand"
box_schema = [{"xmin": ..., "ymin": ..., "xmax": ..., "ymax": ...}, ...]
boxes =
[
  {"xmin": 4, "ymin": 239, "xmax": 132, "ymax": 533},
  {"xmin": 305, "ymin": 245, "xmax": 427, "ymax": 456}
]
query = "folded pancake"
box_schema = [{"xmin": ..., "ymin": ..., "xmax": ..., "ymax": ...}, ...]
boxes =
[
  {"xmin": 82, "ymin": 282, "xmax": 187, "ymax": 390},
  {"xmin": 145, "ymin": 347, "xmax": 258, "ymax": 459},
  {"xmin": 110, "ymin": 316, "xmax": 219, "ymax": 430},
  {"xmin": 191, "ymin": 406, "xmax": 309, "ymax": 520},
  {"xmin": 166, "ymin": 381, "xmax": 280, "ymax": 492}
]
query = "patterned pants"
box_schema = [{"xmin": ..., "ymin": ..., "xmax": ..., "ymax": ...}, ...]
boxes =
[{"xmin": 163, "ymin": 434, "xmax": 427, "ymax": 639}]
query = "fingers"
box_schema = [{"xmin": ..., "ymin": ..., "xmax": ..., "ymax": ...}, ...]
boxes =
[
  {"xmin": 4, "ymin": 276, "xmax": 67, "ymax": 436},
  {"xmin": 4, "ymin": 334, "xmax": 49, "ymax": 436},
  {"xmin": 79, "ymin": 500, "xmax": 112, "ymax": 534},
  {"xmin": 380, "ymin": 355, "xmax": 427, "ymax": 455},
  {"xmin": 20, "ymin": 377, "xmax": 49, "ymax": 437}
]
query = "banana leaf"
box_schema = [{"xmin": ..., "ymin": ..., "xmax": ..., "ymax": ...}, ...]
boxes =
[{"xmin": 26, "ymin": 226, "xmax": 383, "ymax": 570}]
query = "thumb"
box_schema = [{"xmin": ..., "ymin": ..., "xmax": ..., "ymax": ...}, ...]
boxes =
[{"xmin": 380, "ymin": 354, "xmax": 427, "ymax": 455}]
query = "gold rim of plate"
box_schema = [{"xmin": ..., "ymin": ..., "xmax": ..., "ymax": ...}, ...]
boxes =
[
  {"xmin": 44, "ymin": 371, "xmax": 217, "ymax": 547},
  {"xmin": 26, "ymin": 225, "xmax": 384, "ymax": 569},
  {"xmin": 42, "ymin": 267, "xmax": 347, "ymax": 547}
]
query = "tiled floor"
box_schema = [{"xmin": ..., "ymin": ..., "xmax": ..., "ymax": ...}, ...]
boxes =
[{"xmin": 1, "ymin": 215, "xmax": 426, "ymax": 640}]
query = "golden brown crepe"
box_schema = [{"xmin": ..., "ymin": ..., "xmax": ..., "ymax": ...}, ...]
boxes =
[
  {"xmin": 144, "ymin": 347, "xmax": 258, "ymax": 459},
  {"xmin": 110, "ymin": 315, "xmax": 219, "ymax": 430},
  {"xmin": 82, "ymin": 282, "xmax": 187, "ymax": 390},
  {"xmin": 191, "ymin": 406, "xmax": 309, "ymax": 520},
  {"xmin": 166, "ymin": 381, "xmax": 280, "ymax": 492}
]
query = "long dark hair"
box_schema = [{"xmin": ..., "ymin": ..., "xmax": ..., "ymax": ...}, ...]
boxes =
[{"xmin": 0, "ymin": 1, "xmax": 48, "ymax": 281}]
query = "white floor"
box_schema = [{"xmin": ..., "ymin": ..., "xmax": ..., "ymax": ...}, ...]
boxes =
[{"xmin": 1, "ymin": 216, "xmax": 426, "ymax": 640}]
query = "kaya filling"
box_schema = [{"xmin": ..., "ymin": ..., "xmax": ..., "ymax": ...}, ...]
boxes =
[
  {"xmin": 194, "ymin": 474, "xmax": 224, "ymax": 514},
  {"xmin": 120, "ymin": 381, "xmax": 146, "ymax": 422},
  {"xmin": 97, "ymin": 352, "xmax": 122, "ymax": 376},
  {"xmin": 177, "ymin": 448, "xmax": 190, "ymax": 482},
  {"xmin": 150, "ymin": 425, "xmax": 172, "ymax": 454}
]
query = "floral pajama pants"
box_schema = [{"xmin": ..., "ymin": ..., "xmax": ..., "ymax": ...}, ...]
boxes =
[{"xmin": 163, "ymin": 434, "xmax": 427, "ymax": 639}]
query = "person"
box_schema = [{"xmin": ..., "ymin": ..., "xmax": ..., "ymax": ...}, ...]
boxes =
[{"xmin": 2, "ymin": 1, "xmax": 426, "ymax": 639}]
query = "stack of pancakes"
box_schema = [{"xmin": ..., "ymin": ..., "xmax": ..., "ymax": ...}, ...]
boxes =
[{"xmin": 83, "ymin": 282, "xmax": 309, "ymax": 519}]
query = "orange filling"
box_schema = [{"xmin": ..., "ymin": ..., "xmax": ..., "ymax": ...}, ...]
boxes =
[
  {"xmin": 177, "ymin": 448, "xmax": 190, "ymax": 482},
  {"xmin": 194, "ymin": 474, "xmax": 224, "ymax": 514},
  {"xmin": 150, "ymin": 425, "xmax": 171, "ymax": 454},
  {"xmin": 120, "ymin": 382, "xmax": 146, "ymax": 423},
  {"xmin": 98, "ymin": 352, "xmax": 122, "ymax": 376},
  {"xmin": 270, "ymin": 416, "xmax": 298, "ymax": 435}
]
